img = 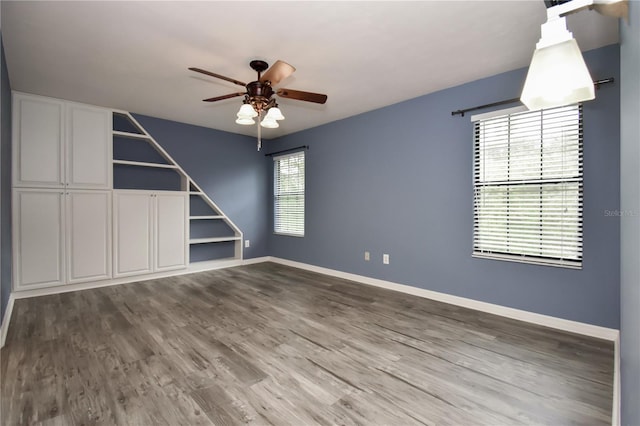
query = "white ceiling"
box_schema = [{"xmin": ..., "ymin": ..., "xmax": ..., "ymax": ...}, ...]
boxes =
[{"xmin": 1, "ymin": 1, "xmax": 619, "ymax": 138}]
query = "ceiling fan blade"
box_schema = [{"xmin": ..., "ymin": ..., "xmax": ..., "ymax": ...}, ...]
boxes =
[
  {"xmin": 277, "ymin": 88, "xmax": 327, "ymax": 104},
  {"xmin": 260, "ymin": 60, "xmax": 296, "ymax": 86},
  {"xmin": 202, "ymin": 92, "xmax": 246, "ymax": 102},
  {"xmin": 592, "ymin": 0, "xmax": 628, "ymax": 18},
  {"xmin": 189, "ymin": 67, "xmax": 246, "ymax": 88}
]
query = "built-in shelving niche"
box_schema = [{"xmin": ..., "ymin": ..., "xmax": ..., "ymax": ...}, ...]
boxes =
[{"xmin": 112, "ymin": 112, "xmax": 243, "ymax": 264}]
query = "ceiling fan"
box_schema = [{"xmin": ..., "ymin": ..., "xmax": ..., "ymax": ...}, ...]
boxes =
[{"xmin": 189, "ymin": 59, "xmax": 327, "ymax": 150}]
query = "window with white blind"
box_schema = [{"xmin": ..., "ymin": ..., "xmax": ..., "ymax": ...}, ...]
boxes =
[
  {"xmin": 473, "ymin": 104, "xmax": 583, "ymax": 268},
  {"xmin": 274, "ymin": 151, "xmax": 305, "ymax": 236}
]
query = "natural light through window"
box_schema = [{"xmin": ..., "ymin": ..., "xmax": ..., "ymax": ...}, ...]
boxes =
[
  {"xmin": 274, "ymin": 151, "xmax": 305, "ymax": 236},
  {"xmin": 473, "ymin": 104, "xmax": 583, "ymax": 268}
]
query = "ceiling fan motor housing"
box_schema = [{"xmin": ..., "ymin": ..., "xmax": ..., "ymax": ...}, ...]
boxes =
[
  {"xmin": 246, "ymin": 81, "xmax": 275, "ymax": 112},
  {"xmin": 247, "ymin": 81, "xmax": 273, "ymax": 99}
]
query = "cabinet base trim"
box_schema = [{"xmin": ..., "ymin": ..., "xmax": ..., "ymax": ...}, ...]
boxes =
[{"xmin": 10, "ymin": 257, "xmax": 261, "ymax": 300}]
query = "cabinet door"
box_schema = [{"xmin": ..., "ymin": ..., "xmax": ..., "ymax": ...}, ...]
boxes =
[
  {"xmin": 113, "ymin": 192, "xmax": 153, "ymax": 277},
  {"xmin": 155, "ymin": 193, "xmax": 188, "ymax": 271},
  {"xmin": 66, "ymin": 191, "xmax": 112, "ymax": 284},
  {"xmin": 13, "ymin": 189, "xmax": 65, "ymax": 289},
  {"xmin": 13, "ymin": 94, "xmax": 64, "ymax": 187},
  {"xmin": 66, "ymin": 103, "xmax": 112, "ymax": 188}
]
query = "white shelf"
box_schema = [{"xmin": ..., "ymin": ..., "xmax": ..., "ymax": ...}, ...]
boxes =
[
  {"xmin": 187, "ymin": 258, "xmax": 243, "ymax": 272},
  {"xmin": 189, "ymin": 237, "xmax": 241, "ymax": 244},
  {"xmin": 190, "ymin": 215, "xmax": 224, "ymax": 220},
  {"xmin": 113, "ymin": 130, "xmax": 149, "ymax": 139},
  {"xmin": 113, "ymin": 159, "xmax": 177, "ymax": 169}
]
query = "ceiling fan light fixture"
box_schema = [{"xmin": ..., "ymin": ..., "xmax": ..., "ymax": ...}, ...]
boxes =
[
  {"xmin": 260, "ymin": 118, "xmax": 279, "ymax": 129},
  {"xmin": 265, "ymin": 106, "xmax": 285, "ymax": 121},
  {"xmin": 237, "ymin": 103, "xmax": 257, "ymax": 118},
  {"xmin": 235, "ymin": 116, "xmax": 255, "ymax": 125},
  {"xmin": 190, "ymin": 59, "xmax": 326, "ymax": 149}
]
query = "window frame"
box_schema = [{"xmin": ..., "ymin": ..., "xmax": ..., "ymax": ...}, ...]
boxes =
[
  {"xmin": 273, "ymin": 150, "xmax": 305, "ymax": 237},
  {"xmin": 472, "ymin": 104, "xmax": 584, "ymax": 269}
]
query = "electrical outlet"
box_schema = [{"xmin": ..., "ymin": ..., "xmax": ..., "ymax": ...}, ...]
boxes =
[
  {"xmin": 245, "ymin": 240, "xmax": 250, "ymax": 248},
  {"xmin": 383, "ymin": 254, "xmax": 390, "ymax": 264},
  {"xmin": 364, "ymin": 251, "xmax": 370, "ymax": 261}
]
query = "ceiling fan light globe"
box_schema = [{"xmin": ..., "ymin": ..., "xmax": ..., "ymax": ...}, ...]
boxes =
[
  {"xmin": 265, "ymin": 107, "xmax": 285, "ymax": 121},
  {"xmin": 260, "ymin": 118, "xmax": 279, "ymax": 129},
  {"xmin": 235, "ymin": 117, "xmax": 255, "ymax": 125},
  {"xmin": 237, "ymin": 103, "xmax": 258, "ymax": 118}
]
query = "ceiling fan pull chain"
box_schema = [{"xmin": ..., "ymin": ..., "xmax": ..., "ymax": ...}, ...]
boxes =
[{"xmin": 257, "ymin": 111, "xmax": 262, "ymax": 151}]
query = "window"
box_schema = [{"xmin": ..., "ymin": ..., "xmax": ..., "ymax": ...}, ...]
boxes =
[
  {"xmin": 473, "ymin": 104, "xmax": 583, "ymax": 268},
  {"xmin": 274, "ymin": 151, "xmax": 305, "ymax": 236}
]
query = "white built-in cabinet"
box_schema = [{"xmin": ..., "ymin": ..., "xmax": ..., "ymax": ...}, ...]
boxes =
[
  {"xmin": 12, "ymin": 92, "xmax": 112, "ymax": 189},
  {"xmin": 11, "ymin": 92, "xmax": 236, "ymax": 293},
  {"xmin": 12, "ymin": 92, "xmax": 114, "ymax": 291},
  {"xmin": 13, "ymin": 189, "xmax": 65, "ymax": 288},
  {"xmin": 66, "ymin": 191, "xmax": 112, "ymax": 284},
  {"xmin": 113, "ymin": 191, "xmax": 188, "ymax": 278},
  {"xmin": 66, "ymin": 103, "xmax": 112, "ymax": 189},
  {"xmin": 13, "ymin": 189, "xmax": 112, "ymax": 290}
]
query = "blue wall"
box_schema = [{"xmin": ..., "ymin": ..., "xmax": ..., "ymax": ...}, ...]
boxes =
[
  {"xmin": 619, "ymin": 1, "xmax": 640, "ymax": 423},
  {"xmin": 132, "ymin": 115, "xmax": 269, "ymax": 258},
  {"xmin": 268, "ymin": 44, "xmax": 621, "ymax": 329},
  {"xmin": 1, "ymin": 33, "xmax": 12, "ymax": 326}
]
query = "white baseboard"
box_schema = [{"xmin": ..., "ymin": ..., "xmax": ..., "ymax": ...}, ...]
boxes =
[
  {"xmin": 2, "ymin": 255, "xmax": 620, "ymax": 425},
  {"xmin": 267, "ymin": 257, "xmax": 620, "ymax": 341},
  {"xmin": 6, "ymin": 254, "xmax": 620, "ymax": 340},
  {"xmin": 11, "ymin": 257, "xmax": 257, "ymax": 300},
  {"xmin": 266, "ymin": 257, "xmax": 621, "ymax": 426},
  {"xmin": 613, "ymin": 333, "xmax": 620, "ymax": 426},
  {"xmin": 242, "ymin": 256, "xmax": 272, "ymax": 265},
  {"xmin": 2, "ymin": 256, "xmax": 270, "ymax": 346},
  {"xmin": 0, "ymin": 294, "xmax": 15, "ymax": 348}
]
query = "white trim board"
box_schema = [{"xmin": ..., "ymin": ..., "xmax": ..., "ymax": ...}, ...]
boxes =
[
  {"xmin": 0, "ymin": 294, "xmax": 15, "ymax": 348},
  {"xmin": 267, "ymin": 257, "xmax": 619, "ymax": 341}
]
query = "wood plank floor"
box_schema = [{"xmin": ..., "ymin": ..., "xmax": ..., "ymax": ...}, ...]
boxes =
[{"xmin": 1, "ymin": 262, "xmax": 614, "ymax": 425}]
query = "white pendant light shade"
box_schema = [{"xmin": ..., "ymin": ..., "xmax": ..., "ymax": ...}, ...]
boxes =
[
  {"xmin": 521, "ymin": 38, "xmax": 594, "ymax": 110},
  {"xmin": 237, "ymin": 103, "xmax": 257, "ymax": 118},
  {"xmin": 260, "ymin": 118, "xmax": 279, "ymax": 128},
  {"xmin": 235, "ymin": 116, "xmax": 255, "ymax": 125},
  {"xmin": 521, "ymin": 16, "xmax": 594, "ymax": 111},
  {"xmin": 265, "ymin": 107, "xmax": 285, "ymax": 121}
]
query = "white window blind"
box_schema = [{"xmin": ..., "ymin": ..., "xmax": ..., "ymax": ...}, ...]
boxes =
[
  {"xmin": 473, "ymin": 104, "xmax": 583, "ymax": 268},
  {"xmin": 274, "ymin": 151, "xmax": 305, "ymax": 236}
]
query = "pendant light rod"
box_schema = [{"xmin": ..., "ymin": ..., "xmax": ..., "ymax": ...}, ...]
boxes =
[{"xmin": 451, "ymin": 77, "xmax": 613, "ymax": 117}]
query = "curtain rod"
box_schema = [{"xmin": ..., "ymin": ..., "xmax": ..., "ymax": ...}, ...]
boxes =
[
  {"xmin": 451, "ymin": 77, "xmax": 615, "ymax": 117},
  {"xmin": 264, "ymin": 145, "xmax": 309, "ymax": 157}
]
